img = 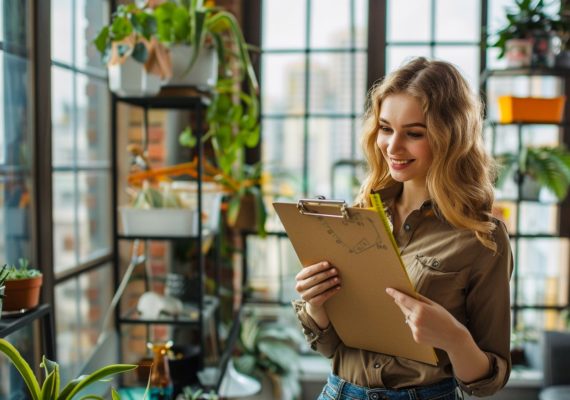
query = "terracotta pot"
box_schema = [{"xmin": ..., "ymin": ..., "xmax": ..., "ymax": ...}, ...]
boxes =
[{"xmin": 3, "ymin": 275, "xmax": 43, "ymax": 312}]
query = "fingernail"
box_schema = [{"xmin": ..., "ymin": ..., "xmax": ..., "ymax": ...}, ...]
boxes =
[
  {"xmin": 322, "ymin": 261, "xmax": 329, "ymax": 267},
  {"xmin": 385, "ymin": 288, "xmax": 393, "ymax": 295}
]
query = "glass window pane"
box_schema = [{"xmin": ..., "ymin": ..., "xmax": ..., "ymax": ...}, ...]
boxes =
[
  {"xmin": 76, "ymin": 0, "xmax": 109, "ymax": 71},
  {"xmin": 355, "ymin": 0, "xmax": 368, "ymax": 48},
  {"xmin": 435, "ymin": 0, "xmax": 480, "ymax": 42},
  {"xmin": 0, "ymin": 0, "xmax": 4, "ymax": 43},
  {"xmin": 245, "ymin": 235, "xmax": 299, "ymax": 302},
  {"xmin": 261, "ymin": 117, "xmax": 304, "ymax": 201},
  {"xmin": 311, "ymin": 0, "xmax": 351, "ymax": 49},
  {"xmin": 386, "ymin": 45, "xmax": 430, "ymax": 73},
  {"xmin": 355, "ymin": 51, "xmax": 367, "ymax": 114},
  {"xmin": 517, "ymin": 238, "xmax": 570, "ymax": 306},
  {"xmin": 52, "ymin": 67, "xmax": 75, "ymax": 167},
  {"xmin": 78, "ymin": 172, "xmax": 111, "ymax": 263},
  {"xmin": 51, "ymin": 0, "xmax": 73, "ymax": 64},
  {"xmin": 308, "ymin": 118, "xmax": 354, "ymax": 198},
  {"xmin": 55, "ymin": 265, "xmax": 113, "ymax": 383},
  {"xmin": 53, "ymin": 172, "xmax": 77, "ymax": 272},
  {"xmin": 262, "ymin": 0, "xmax": 306, "ymax": 49},
  {"xmin": 433, "ymin": 46, "xmax": 479, "ymax": 90},
  {"xmin": 309, "ymin": 53, "xmax": 353, "ymax": 114},
  {"xmin": 387, "ymin": 0, "xmax": 430, "ymax": 42},
  {"xmin": 261, "ymin": 53, "xmax": 306, "ymax": 115},
  {"xmin": 0, "ymin": 177, "xmax": 32, "ymax": 263},
  {"xmin": 76, "ymin": 75, "xmax": 109, "ymax": 166}
]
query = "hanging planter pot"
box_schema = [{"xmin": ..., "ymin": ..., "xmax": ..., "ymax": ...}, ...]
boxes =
[
  {"xmin": 108, "ymin": 57, "xmax": 162, "ymax": 97},
  {"xmin": 164, "ymin": 45, "xmax": 218, "ymax": 89}
]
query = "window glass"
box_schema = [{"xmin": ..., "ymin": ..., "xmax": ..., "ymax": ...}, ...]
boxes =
[
  {"xmin": 386, "ymin": 0, "xmax": 430, "ymax": 42},
  {"xmin": 309, "ymin": 53, "xmax": 353, "ymax": 114},
  {"xmin": 52, "ymin": 66, "xmax": 75, "ymax": 167},
  {"xmin": 76, "ymin": 74, "xmax": 109, "ymax": 166},
  {"xmin": 435, "ymin": 0, "xmax": 480, "ymax": 42},
  {"xmin": 261, "ymin": 53, "xmax": 306, "ymax": 116},
  {"xmin": 78, "ymin": 171, "xmax": 111, "ymax": 262},
  {"xmin": 55, "ymin": 265, "xmax": 113, "ymax": 383},
  {"xmin": 53, "ymin": 172, "xmax": 76, "ymax": 272},
  {"xmin": 311, "ymin": 0, "xmax": 351, "ymax": 49},
  {"xmin": 386, "ymin": 45, "xmax": 430, "ymax": 73},
  {"xmin": 75, "ymin": 0, "xmax": 109, "ymax": 71},
  {"xmin": 51, "ymin": 0, "xmax": 73, "ymax": 64},
  {"xmin": 262, "ymin": 0, "xmax": 306, "ymax": 49},
  {"xmin": 433, "ymin": 46, "xmax": 480, "ymax": 89},
  {"xmin": 355, "ymin": 0, "xmax": 368, "ymax": 48},
  {"xmin": 308, "ymin": 118, "xmax": 354, "ymax": 198}
]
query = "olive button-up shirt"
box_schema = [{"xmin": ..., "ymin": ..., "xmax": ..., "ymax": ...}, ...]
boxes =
[{"xmin": 293, "ymin": 185, "xmax": 513, "ymax": 397}]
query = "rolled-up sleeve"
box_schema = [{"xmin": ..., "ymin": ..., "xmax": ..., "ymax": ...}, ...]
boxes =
[
  {"xmin": 291, "ymin": 300, "xmax": 342, "ymax": 358},
  {"xmin": 458, "ymin": 221, "xmax": 513, "ymax": 397}
]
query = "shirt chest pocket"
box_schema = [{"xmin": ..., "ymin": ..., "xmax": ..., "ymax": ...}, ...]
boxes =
[{"xmin": 408, "ymin": 254, "xmax": 461, "ymax": 297}]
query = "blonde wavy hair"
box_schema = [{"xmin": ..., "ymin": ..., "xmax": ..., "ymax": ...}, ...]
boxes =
[{"xmin": 355, "ymin": 57, "xmax": 498, "ymax": 251}]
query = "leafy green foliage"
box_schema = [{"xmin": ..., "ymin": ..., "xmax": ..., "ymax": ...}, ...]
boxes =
[
  {"xmin": 496, "ymin": 145, "xmax": 570, "ymax": 200},
  {"xmin": 1, "ymin": 258, "xmax": 42, "ymax": 281},
  {"xmin": 491, "ymin": 0, "xmax": 555, "ymax": 58},
  {"xmin": 93, "ymin": 4, "xmax": 156, "ymax": 64},
  {"xmin": 0, "ymin": 338, "xmax": 137, "ymax": 400}
]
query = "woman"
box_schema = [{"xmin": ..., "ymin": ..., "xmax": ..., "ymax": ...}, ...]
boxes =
[{"xmin": 293, "ymin": 57, "xmax": 512, "ymax": 399}]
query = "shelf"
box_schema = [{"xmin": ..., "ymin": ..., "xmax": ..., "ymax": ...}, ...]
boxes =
[
  {"xmin": 488, "ymin": 121, "xmax": 570, "ymax": 127},
  {"xmin": 508, "ymin": 233, "xmax": 564, "ymax": 239},
  {"xmin": 0, "ymin": 304, "xmax": 55, "ymax": 359},
  {"xmin": 114, "ymin": 86, "xmax": 211, "ymax": 109},
  {"xmin": 117, "ymin": 231, "xmax": 216, "ymax": 241},
  {"xmin": 482, "ymin": 67, "xmax": 570, "ymax": 81},
  {"xmin": 118, "ymin": 296, "xmax": 218, "ymax": 326}
]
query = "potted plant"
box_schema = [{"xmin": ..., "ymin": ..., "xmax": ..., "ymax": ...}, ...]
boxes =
[
  {"xmin": 496, "ymin": 145, "xmax": 570, "ymax": 200},
  {"xmin": 232, "ymin": 309, "xmax": 305, "ymax": 400},
  {"xmin": 491, "ymin": 0, "xmax": 557, "ymax": 67},
  {"xmin": 0, "ymin": 338, "xmax": 139, "ymax": 399},
  {"xmin": 93, "ymin": 3, "xmax": 169, "ymax": 96},
  {"xmin": 0, "ymin": 264, "xmax": 7, "ymax": 319},
  {"xmin": 2, "ymin": 258, "xmax": 43, "ymax": 313}
]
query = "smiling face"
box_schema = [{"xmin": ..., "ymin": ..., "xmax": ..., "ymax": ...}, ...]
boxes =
[{"xmin": 376, "ymin": 93, "xmax": 433, "ymax": 186}]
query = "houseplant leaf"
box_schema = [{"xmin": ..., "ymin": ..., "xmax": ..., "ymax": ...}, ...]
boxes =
[
  {"xmin": 58, "ymin": 364, "xmax": 137, "ymax": 400},
  {"xmin": 0, "ymin": 338, "xmax": 41, "ymax": 400},
  {"xmin": 41, "ymin": 356, "xmax": 61, "ymax": 398}
]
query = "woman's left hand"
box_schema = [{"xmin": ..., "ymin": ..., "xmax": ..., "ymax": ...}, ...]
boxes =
[{"xmin": 385, "ymin": 287, "xmax": 467, "ymax": 352}]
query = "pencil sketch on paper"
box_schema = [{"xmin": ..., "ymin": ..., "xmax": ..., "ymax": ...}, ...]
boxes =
[{"xmin": 318, "ymin": 212, "xmax": 387, "ymax": 254}]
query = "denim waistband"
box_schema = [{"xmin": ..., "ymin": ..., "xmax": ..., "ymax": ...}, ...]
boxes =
[{"xmin": 322, "ymin": 373, "xmax": 458, "ymax": 400}]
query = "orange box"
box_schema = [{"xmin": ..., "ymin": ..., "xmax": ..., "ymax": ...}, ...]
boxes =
[{"xmin": 498, "ymin": 96, "xmax": 566, "ymax": 123}]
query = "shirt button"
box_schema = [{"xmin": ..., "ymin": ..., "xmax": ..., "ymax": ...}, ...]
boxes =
[
  {"xmin": 404, "ymin": 223, "xmax": 411, "ymax": 231},
  {"xmin": 374, "ymin": 363, "xmax": 380, "ymax": 369},
  {"xmin": 432, "ymin": 260, "xmax": 440, "ymax": 268},
  {"xmin": 309, "ymin": 332, "xmax": 315, "ymax": 337},
  {"xmin": 370, "ymin": 394, "xmax": 379, "ymax": 400}
]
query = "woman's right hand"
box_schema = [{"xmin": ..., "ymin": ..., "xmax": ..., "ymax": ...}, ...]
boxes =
[{"xmin": 295, "ymin": 261, "xmax": 341, "ymax": 329}]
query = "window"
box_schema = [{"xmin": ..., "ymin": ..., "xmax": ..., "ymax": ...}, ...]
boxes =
[{"xmin": 50, "ymin": 0, "xmax": 113, "ymax": 382}]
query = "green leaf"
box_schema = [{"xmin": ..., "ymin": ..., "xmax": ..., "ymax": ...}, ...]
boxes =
[
  {"xmin": 131, "ymin": 42, "xmax": 148, "ymax": 64},
  {"xmin": 226, "ymin": 194, "xmax": 242, "ymax": 226},
  {"xmin": 233, "ymin": 355, "xmax": 257, "ymax": 376},
  {"xmin": 244, "ymin": 125, "xmax": 260, "ymax": 148},
  {"xmin": 41, "ymin": 356, "xmax": 61, "ymax": 398},
  {"xmin": 0, "ymin": 339, "xmax": 41, "ymax": 400},
  {"xmin": 179, "ymin": 126, "xmax": 197, "ymax": 148},
  {"xmin": 111, "ymin": 390, "xmax": 121, "ymax": 400},
  {"xmin": 257, "ymin": 341, "xmax": 299, "ymax": 374},
  {"xmin": 93, "ymin": 26, "xmax": 109, "ymax": 54},
  {"xmin": 40, "ymin": 366, "xmax": 58, "ymax": 400},
  {"xmin": 110, "ymin": 16, "xmax": 133, "ymax": 41},
  {"xmin": 58, "ymin": 364, "xmax": 137, "ymax": 400}
]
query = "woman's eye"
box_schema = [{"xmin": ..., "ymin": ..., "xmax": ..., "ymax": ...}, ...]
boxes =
[
  {"xmin": 379, "ymin": 126, "xmax": 392, "ymax": 133},
  {"xmin": 408, "ymin": 131, "xmax": 424, "ymax": 138}
]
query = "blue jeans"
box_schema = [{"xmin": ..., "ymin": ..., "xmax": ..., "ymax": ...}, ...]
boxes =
[{"xmin": 317, "ymin": 373, "xmax": 459, "ymax": 400}]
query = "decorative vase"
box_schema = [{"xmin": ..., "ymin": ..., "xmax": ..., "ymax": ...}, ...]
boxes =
[
  {"xmin": 148, "ymin": 341, "xmax": 174, "ymax": 399},
  {"xmin": 164, "ymin": 45, "xmax": 218, "ymax": 90},
  {"xmin": 3, "ymin": 275, "xmax": 43, "ymax": 312}
]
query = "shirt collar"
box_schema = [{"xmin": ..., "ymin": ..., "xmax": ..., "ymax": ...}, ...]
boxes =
[{"xmin": 373, "ymin": 182, "xmax": 433, "ymax": 212}]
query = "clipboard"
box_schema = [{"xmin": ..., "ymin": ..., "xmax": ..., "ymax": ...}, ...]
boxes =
[{"xmin": 273, "ymin": 198, "xmax": 438, "ymax": 365}]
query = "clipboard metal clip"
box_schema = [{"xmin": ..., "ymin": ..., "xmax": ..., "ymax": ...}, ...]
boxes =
[{"xmin": 297, "ymin": 199, "xmax": 350, "ymax": 219}]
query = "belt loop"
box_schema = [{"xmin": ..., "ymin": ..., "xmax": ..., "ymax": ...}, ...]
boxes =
[{"xmin": 409, "ymin": 387, "xmax": 418, "ymax": 400}]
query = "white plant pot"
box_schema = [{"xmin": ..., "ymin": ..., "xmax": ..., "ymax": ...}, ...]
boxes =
[
  {"xmin": 165, "ymin": 45, "xmax": 218, "ymax": 89},
  {"xmin": 120, "ymin": 207, "xmax": 200, "ymax": 237},
  {"xmin": 108, "ymin": 57, "xmax": 162, "ymax": 97},
  {"xmin": 505, "ymin": 38, "xmax": 533, "ymax": 68}
]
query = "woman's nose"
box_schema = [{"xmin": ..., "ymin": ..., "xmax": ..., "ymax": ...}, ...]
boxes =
[{"xmin": 387, "ymin": 131, "xmax": 404, "ymax": 152}]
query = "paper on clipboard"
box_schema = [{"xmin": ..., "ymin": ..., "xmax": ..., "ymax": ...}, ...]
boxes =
[{"xmin": 273, "ymin": 198, "xmax": 438, "ymax": 365}]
